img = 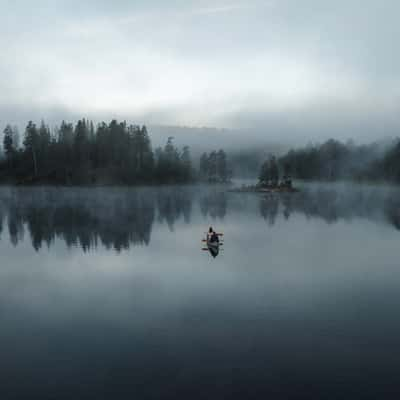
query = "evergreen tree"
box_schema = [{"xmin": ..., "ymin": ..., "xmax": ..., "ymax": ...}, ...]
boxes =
[
  {"xmin": 38, "ymin": 120, "xmax": 51, "ymax": 171},
  {"xmin": 12, "ymin": 126, "xmax": 20, "ymax": 150},
  {"xmin": 59, "ymin": 121, "xmax": 74, "ymax": 146},
  {"xmin": 216, "ymin": 149, "xmax": 227, "ymax": 182},
  {"xmin": 155, "ymin": 137, "xmax": 182, "ymax": 183},
  {"xmin": 140, "ymin": 126, "xmax": 154, "ymax": 180},
  {"xmin": 3, "ymin": 125, "xmax": 15, "ymax": 165},
  {"xmin": 269, "ymin": 156, "xmax": 279, "ymax": 186},
  {"xmin": 258, "ymin": 159, "xmax": 270, "ymax": 186},
  {"xmin": 23, "ymin": 121, "xmax": 40, "ymax": 177},
  {"xmin": 74, "ymin": 119, "xmax": 89, "ymax": 165},
  {"xmin": 95, "ymin": 122, "xmax": 110, "ymax": 167},
  {"xmin": 181, "ymin": 146, "xmax": 192, "ymax": 181},
  {"xmin": 199, "ymin": 152, "xmax": 208, "ymax": 180},
  {"xmin": 208, "ymin": 151, "xmax": 217, "ymax": 181}
]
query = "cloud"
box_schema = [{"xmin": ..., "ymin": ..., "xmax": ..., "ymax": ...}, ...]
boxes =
[
  {"xmin": 0, "ymin": 0, "xmax": 399, "ymax": 143},
  {"xmin": 187, "ymin": 3, "xmax": 256, "ymax": 16}
]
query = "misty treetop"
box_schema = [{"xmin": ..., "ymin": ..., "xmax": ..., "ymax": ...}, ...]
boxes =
[
  {"xmin": 277, "ymin": 138, "xmax": 399, "ymax": 182},
  {"xmin": 258, "ymin": 156, "xmax": 279, "ymax": 186},
  {"xmin": 199, "ymin": 149, "xmax": 231, "ymax": 183},
  {"xmin": 0, "ymin": 119, "xmax": 195, "ymax": 185},
  {"xmin": 253, "ymin": 137, "xmax": 400, "ymax": 186}
]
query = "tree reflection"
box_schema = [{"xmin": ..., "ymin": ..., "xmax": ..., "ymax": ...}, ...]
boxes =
[
  {"xmin": 200, "ymin": 190, "xmax": 227, "ymax": 219},
  {"xmin": 8, "ymin": 205, "xmax": 24, "ymax": 247},
  {"xmin": 157, "ymin": 188, "xmax": 193, "ymax": 230},
  {"xmin": 259, "ymin": 187, "xmax": 400, "ymax": 230},
  {"xmin": 0, "ymin": 187, "xmax": 195, "ymax": 252},
  {"xmin": 2, "ymin": 185, "xmax": 400, "ymax": 251},
  {"xmin": 0, "ymin": 205, "xmax": 4, "ymax": 239},
  {"xmin": 259, "ymin": 195, "xmax": 279, "ymax": 226},
  {"xmin": 384, "ymin": 196, "xmax": 400, "ymax": 230}
]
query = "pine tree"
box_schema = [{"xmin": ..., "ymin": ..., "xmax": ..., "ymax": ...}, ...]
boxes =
[
  {"xmin": 269, "ymin": 156, "xmax": 279, "ymax": 186},
  {"xmin": 216, "ymin": 149, "xmax": 227, "ymax": 182},
  {"xmin": 181, "ymin": 146, "xmax": 192, "ymax": 181},
  {"xmin": 74, "ymin": 119, "xmax": 89, "ymax": 166},
  {"xmin": 23, "ymin": 121, "xmax": 40, "ymax": 177},
  {"xmin": 38, "ymin": 120, "xmax": 51, "ymax": 172},
  {"xmin": 12, "ymin": 126, "xmax": 20, "ymax": 150},
  {"xmin": 208, "ymin": 151, "xmax": 217, "ymax": 182},
  {"xmin": 259, "ymin": 159, "xmax": 270, "ymax": 186},
  {"xmin": 139, "ymin": 126, "xmax": 154, "ymax": 180},
  {"xmin": 199, "ymin": 152, "xmax": 208, "ymax": 180},
  {"xmin": 3, "ymin": 125, "xmax": 14, "ymax": 159}
]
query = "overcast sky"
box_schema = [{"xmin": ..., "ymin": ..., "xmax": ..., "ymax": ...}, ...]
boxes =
[{"xmin": 1, "ymin": 0, "xmax": 399, "ymax": 142}]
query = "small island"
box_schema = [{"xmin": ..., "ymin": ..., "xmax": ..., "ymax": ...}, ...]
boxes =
[{"xmin": 229, "ymin": 156, "xmax": 299, "ymax": 193}]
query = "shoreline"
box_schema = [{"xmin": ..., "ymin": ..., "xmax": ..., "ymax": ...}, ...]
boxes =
[{"xmin": 228, "ymin": 185, "xmax": 300, "ymax": 193}]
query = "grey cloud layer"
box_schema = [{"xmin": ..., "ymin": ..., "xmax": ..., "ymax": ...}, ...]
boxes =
[{"xmin": 1, "ymin": 0, "xmax": 399, "ymax": 142}]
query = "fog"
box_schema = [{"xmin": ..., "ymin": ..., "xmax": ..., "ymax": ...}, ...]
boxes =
[{"xmin": 1, "ymin": 0, "xmax": 399, "ymax": 145}]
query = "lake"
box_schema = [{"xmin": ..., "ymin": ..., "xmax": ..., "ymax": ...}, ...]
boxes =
[{"xmin": 1, "ymin": 182, "xmax": 400, "ymax": 399}]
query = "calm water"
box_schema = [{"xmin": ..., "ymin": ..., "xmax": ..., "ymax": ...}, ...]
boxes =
[{"xmin": 1, "ymin": 183, "xmax": 400, "ymax": 399}]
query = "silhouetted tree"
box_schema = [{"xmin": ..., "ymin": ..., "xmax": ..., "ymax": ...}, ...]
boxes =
[
  {"xmin": 269, "ymin": 156, "xmax": 279, "ymax": 186},
  {"xmin": 199, "ymin": 152, "xmax": 208, "ymax": 180},
  {"xmin": 216, "ymin": 149, "xmax": 228, "ymax": 182},
  {"xmin": 181, "ymin": 146, "xmax": 192, "ymax": 182},
  {"xmin": 23, "ymin": 121, "xmax": 39, "ymax": 177},
  {"xmin": 3, "ymin": 125, "xmax": 15, "ymax": 168},
  {"xmin": 259, "ymin": 159, "xmax": 270, "ymax": 186}
]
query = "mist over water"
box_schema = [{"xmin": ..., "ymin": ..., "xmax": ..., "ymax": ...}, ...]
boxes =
[{"xmin": 1, "ymin": 183, "xmax": 400, "ymax": 398}]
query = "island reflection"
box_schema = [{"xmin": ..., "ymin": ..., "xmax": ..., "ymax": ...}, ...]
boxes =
[{"xmin": 259, "ymin": 185, "xmax": 400, "ymax": 229}]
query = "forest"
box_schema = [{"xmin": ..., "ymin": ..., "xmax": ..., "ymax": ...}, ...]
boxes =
[
  {"xmin": 0, "ymin": 119, "xmax": 232, "ymax": 185},
  {"xmin": 3, "ymin": 119, "xmax": 400, "ymax": 185},
  {"xmin": 277, "ymin": 138, "xmax": 400, "ymax": 183},
  {"xmin": 0, "ymin": 119, "xmax": 196, "ymax": 184}
]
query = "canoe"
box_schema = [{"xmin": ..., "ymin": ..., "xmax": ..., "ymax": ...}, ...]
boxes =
[
  {"xmin": 207, "ymin": 239, "xmax": 219, "ymax": 249},
  {"xmin": 206, "ymin": 238, "xmax": 220, "ymax": 257}
]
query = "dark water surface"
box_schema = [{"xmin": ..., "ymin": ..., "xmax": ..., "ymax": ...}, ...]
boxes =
[{"xmin": 1, "ymin": 183, "xmax": 400, "ymax": 399}]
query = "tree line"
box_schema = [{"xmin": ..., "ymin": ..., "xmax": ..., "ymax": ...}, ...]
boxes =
[
  {"xmin": 199, "ymin": 150, "xmax": 231, "ymax": 182},
  {"xmin": 276, "ymin": 138, "xmax": 400, "ymax": 182},
  {"xmin": 1, "ymin": 119, "xmax": 200, "ymax": 184},
  {"xmin": 254, "ymin": 138, "xmax": 400, "ymax": 184}
]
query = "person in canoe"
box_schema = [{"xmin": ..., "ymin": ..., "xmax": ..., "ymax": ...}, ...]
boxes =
[
  {"xmin": 208, "ymin": 227, "xmax": 219, "ymax": 244},
  {"xmin": 206, "ymin": 227, "xmax": 220, "ymax": 258}
]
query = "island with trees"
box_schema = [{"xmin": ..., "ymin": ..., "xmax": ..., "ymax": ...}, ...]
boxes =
[
  {"xmin": 229, "ymin": 155, "xmax": 299, "ymax": 193},
  {"xmin": 230, "ymin": 136, "xmax": 400, "ymax": 192}
]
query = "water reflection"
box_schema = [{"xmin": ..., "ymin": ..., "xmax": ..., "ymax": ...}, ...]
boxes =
[
  {"xmin": 1, "ymin": 184, "xmax": 400, "ymax": 251},
  {"xmin": 2, "ymin": 184, "xmax": 400, "ymax": 400},
  {"xmin": 157, "ymin": 187, "xmax": 193, "ymax": 228},
  {"xmin": 259, "ymin": 185, "xmax": 400, "ymax": 229},
  {"xmin": 260, "ymin": 195, "xmax": 279, "ymax": 226},
  {"xmin": 200, "ymin": 190, "xmax": 227, "ymax": 219}
]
